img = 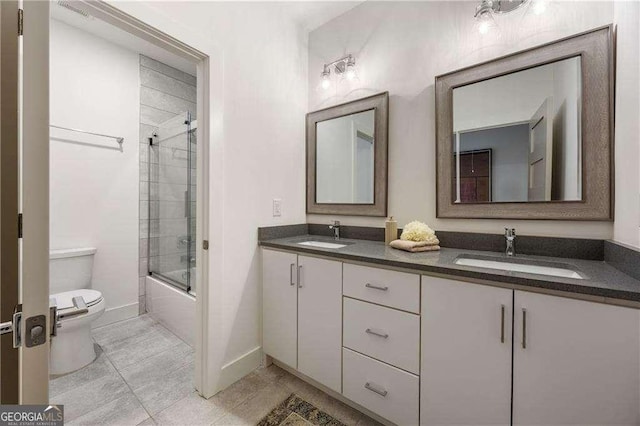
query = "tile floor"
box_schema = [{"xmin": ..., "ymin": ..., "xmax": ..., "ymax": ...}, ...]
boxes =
[{"xmin": 50, "ymin": 315, "xmax": 380, "ymax": 426}]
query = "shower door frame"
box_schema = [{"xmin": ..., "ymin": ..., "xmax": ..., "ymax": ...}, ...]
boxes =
[{"xmin": 75, "ymin": 1, "xmax": 222, "ymax": 399}]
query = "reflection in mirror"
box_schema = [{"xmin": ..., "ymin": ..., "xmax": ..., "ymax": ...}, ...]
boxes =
[
  {"xmin": 452, "ymin": 56, "xmax": 582, "ymax": 203},
  {"xmin": 316, "ymin": 110, "xmax": 375, "ymax": 204}
]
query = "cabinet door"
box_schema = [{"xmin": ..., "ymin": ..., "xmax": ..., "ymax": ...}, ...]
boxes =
[
  {"xmin": 262, "ymin": 249, "xmax": 298, "ymax": 369},
  {"xmin": 298, "ymin": 255, "xmax": 342, "ymax": 393},
  {"xmin": 513, "ymin": 291, "xmax": 640, "ymax": 426},
  {"xmin": 421, "ymin": 276, "xmax": 512, "ymax": 426}
]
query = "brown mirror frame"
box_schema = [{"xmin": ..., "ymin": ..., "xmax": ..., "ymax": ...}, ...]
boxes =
[
  {"xmin": 306, "ymin": 92, "xmax": 389, "ymax": 216},
  {"xmin": 435, "ymin": 25, "xmax": 614, "ymax": 220}
]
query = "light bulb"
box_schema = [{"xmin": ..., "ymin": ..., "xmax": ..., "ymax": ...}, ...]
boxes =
[
  {"xmin": 320, "ymin": 68, "xmax": 331, "ymax": 90},
  {"xmin": 475, "ymin": 10, "xmax": 496, "ymax": 34},
  {"xmin": 532, "ymin": 0, "xmax": 547, "ymax": 15},
  {"xmin": 478, "ymin": 20, "xmax": 491, "ymax": 34},
  {"xmin": 347, "ymin": 67, "xmax": 356, "ymax": 81}
]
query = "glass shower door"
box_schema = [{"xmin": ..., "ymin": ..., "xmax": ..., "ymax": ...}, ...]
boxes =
[{"xmin": 148, "ymin": 112, "xmax": 195, "ymax": 293}]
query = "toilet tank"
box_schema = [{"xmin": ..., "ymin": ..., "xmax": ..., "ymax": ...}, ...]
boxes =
[{"xmin": 49, "ymin": 248, "xmax": 97, "ymax": 294}]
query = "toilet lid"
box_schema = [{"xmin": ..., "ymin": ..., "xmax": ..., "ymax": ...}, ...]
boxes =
[{"xmin": 53, "ymin": 289, "xmax": 103, "ymax": 310}]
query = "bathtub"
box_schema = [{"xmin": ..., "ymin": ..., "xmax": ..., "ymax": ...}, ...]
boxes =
[{"xmin": 145, "ymin": 275, "xmax": 196, "ymax": 347}]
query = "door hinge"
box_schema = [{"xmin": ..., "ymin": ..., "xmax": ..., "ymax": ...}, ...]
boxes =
[
  {"xmin": 18, "ymin": 213, "xmax": 23, "ymax": 238},
  {"xmin": 18, "ymin": 9, "xmax": 23, "ymax": 36},
  {"xmin": 203, "ymin": 240, "xmax": 209, "ymax": 250}
]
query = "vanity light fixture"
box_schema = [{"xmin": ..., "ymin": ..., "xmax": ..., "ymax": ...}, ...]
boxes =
[
  {"xmin": 474, "ymin": 0, "xmax": 532, "ymax": 34},
  {"xmin": 320, "ymin": 54, "xmax": 357, "ymax": 90}
]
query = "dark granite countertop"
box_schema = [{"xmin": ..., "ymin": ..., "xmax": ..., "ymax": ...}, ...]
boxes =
[{"xmin": 260, "ymin": 234, "xmax": 640, "ymax": 304}]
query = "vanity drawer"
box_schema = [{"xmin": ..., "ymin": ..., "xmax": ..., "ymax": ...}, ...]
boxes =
[
  {"xmin": 343, "ymin": 348, "xmax": 419, "ymax": 426},
  {"xmin": 343, "ymin": 263, "xmax": 420, "ymax": 313},
  {"xmin": 343, "ymin": 297, "xmax": 420, "ymax": 374}
]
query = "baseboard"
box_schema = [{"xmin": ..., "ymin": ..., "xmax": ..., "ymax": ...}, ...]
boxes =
[
  {"xmin": 92, "ymin": 302, "xmax": 139, "ymax": 329},
  {"xmin": 217, "ymin": 346, "xmax": 262, "ymax": 392}
]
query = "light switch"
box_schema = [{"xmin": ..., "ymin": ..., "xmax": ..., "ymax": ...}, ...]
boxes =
[{"xmin": 273, "ymin": 199, "xmax": 282, "ymax": 217}]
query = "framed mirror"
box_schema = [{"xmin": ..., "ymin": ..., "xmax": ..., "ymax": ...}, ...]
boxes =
[
  {"xmin": 307, "ymin": 92, "xmax": 389, "ymax": 216},
  {"xmin": 435, "ymin": 25, "xmax": 614, "ymax": 220}
]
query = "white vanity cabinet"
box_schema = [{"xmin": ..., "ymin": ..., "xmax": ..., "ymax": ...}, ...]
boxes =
[
  {"xmin": 262, "ymin": 249, "xmax": 342, "ymax": 393},
  {"xmin": 297, "ymin": 255, "xmax": 343, "ymax": 393},
  {"xmin": 262, "ymin": 249, "xmax": 298, "ymax": 369},
  {"xmin": 421, "ymin": 275, "xmax": 640, "ymax": 426},
  {"xmin": 421, "ymin": 276, "xmax": 513, "ymax": 426},
  {"xmin": 512, "ymin": 291, "xmax": 640, "ymax": 426},
  {"xmin": 264, "ymin": 247, "xmax": 640, "ymax": 426}
]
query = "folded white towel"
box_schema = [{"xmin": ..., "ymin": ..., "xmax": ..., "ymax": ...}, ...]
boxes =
[{"xmin": 390, "ymin": 239, "xmax": 441, "ymax": 253}]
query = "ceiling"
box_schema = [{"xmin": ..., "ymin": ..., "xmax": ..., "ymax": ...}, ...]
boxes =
[
  {"xmin": 51, "ymin": 1, "xmax": 365, "ymax": 76},
  {"xmin": 51, "ymin": 2, "xmax": 198, "ymax": 75}
]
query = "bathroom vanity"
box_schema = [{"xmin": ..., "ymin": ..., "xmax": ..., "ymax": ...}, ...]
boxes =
[{"xmin": 260, "ymin": 234, "xmax": 640, "ymax": 426}]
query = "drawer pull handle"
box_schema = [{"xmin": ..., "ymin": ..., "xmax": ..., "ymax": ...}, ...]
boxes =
[
  {"xmin": 522, "ymin": 308, "xmax": 527, "ymax": 349},
  {"xmin": 290, "ymin": 263, "xmax": 295, "ymax": 286},
  {"xmin": 365, "ymin": 382, "xmax": 388, "ymax": 397},
  {"xmin": 500, "ymin": 304, "xmax": 505, "ymax": 343},
  {"xmin": 298, "ymin": 265, "xmax": 303, "ymax": 288},
  {"xmin": 365, "ymin": 283, "xmax": 388, "ymax": 291},
  {"xmin": 366, "ymin": 328, "xmax": 389, "ymax": 339}
]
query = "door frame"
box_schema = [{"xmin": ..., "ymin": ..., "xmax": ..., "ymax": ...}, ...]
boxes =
[{"xmin": 75, "ymin": 0, "xmax": 223, "ymax": 397}]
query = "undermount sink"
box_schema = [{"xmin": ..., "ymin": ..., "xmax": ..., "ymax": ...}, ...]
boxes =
[
  {"xmin": 297, "ymin": 240, "xmax": 350, "ymax": 249},
  {"xmin": 454, "ymin": 255, "xmax": 584, "ymax": 279}
]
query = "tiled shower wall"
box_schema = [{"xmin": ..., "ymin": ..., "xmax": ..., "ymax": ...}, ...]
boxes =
[{"xmin": 139, "ymin": 55, "xmax": 197, "ymax": 314}]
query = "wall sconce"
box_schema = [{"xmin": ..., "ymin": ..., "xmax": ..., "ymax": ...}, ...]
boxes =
[
  {"xmin": 320, "ymin": 54, "xmax": 357, "ymax": 90},
  {"xmin": 474, "ymin": 0, "xmax": 533, "ymax": 35}
]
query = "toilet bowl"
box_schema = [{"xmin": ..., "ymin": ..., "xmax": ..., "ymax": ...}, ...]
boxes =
[{"xmin": 49, "ymin": 248, "xmax": 105, "ymax": 375}]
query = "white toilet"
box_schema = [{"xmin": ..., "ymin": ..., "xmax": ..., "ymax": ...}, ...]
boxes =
[{"xmin": 49, "ymin": 247, "xmax": 105, "ymax": 375}]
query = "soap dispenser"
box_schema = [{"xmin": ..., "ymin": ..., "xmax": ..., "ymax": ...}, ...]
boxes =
[{"xmin": 385, "ymin": 216, "xmax": 398, "ymax": 245}]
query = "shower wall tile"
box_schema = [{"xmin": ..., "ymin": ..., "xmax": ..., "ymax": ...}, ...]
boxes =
[
  {"xmin": 140, "ymin": 55, "xmax": 196, "ymax": 87},
  {"xmin": 140, "ymin": 87, "xmax": 197, "ymax": 118},
  {"xmin": 140, "ymin": 105, "xmax": 177, "ymax": 127},
  {"xmin": 139, "ymin": 257, "xmax": 148, "ymax": 278},
  {"xmin": 139, "ymin": 277, "xmax": 146, "ymax": 296},
  {"xmin": 140, "ymin": 201, "xmax": 149, "ymax": 221},
  {"xmin": 141, "ymin": 67, "xmax": 197, "ymax": 103},
  {"xmin": 139, "ymin": 55, "xmax": 196, "ymax": 315}
]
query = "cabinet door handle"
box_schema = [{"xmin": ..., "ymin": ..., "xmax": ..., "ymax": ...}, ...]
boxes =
[
  {"xmin": 365, "ymin": 283, "xmax": 388, "ymax": 291},
  {"xmin": 500, "ymin": 304, "xmax": 505, "ymax": 343},
  {"xmin": 297, "ymin": 265, "xmax": 303, "ymax": 288},
  {"xmin": 290, "ymin": 263, "xmax": 295, "ymax": 286},
  {"xmin": 522, "ymin": 308, "xmax": 527, "ymax": 349},
  {"xmin": 365, "ymin": 382, "xmax": 388, "ymax": 397},
  {"xmin": 366, "ymin": 328, "xmax": 389, "ymax": 339}
]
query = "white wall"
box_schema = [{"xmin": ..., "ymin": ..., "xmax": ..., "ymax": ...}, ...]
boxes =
[
  {"xmin": 109, "ymin": 1, "xmax": 309, "ymax": 393},
  {"xmin": 308, "ymin": 1, "xmax": 638, "ymax": 242},
  {"xmin": 453, "ymin": 64, "xmax": 554, "ymax": 132},
  {"xmin": 50, "ymin": 20, "xmax": 140, "ymax": 324}
]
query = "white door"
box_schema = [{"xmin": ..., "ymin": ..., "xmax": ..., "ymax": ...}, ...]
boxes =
[
  {"xmin": 298, "ymin": 255, "xmax": 342, "ymax": 393},
  {"xmin": 0, "ymin": 0, "xmax": 51, "ymax": 403},
  {"xmin": 262, "ymin": 249, "xmax": 298, "ymax": 369},
  {"xmin": 513, "ymin": 291, "xmax": 640, "ymax": 425},
  {"xmin": 421, "ymin": 276, "xmax": 512, "ymax": 426},
  {"xmin": 528, "ymin": 98, "xmax": 553, "ymax": 201}
]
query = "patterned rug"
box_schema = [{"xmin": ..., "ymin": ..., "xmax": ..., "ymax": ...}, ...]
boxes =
[{"xmin": 257, "ymin": 393, "xmax": 346, "ymax": 426}]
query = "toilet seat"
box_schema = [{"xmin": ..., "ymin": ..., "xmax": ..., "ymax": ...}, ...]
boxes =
[{"xmin": 53, "ymin": 289, "xmax": 103, "ymax": 311}]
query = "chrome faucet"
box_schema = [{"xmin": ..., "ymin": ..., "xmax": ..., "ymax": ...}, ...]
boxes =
[
  {"xmin": 505, "ymin": 227, "xmax": 516, "ymax": 257},
  {"xmin": 329, "ymin": 220, "xmax": 341, "ymax": 240}
]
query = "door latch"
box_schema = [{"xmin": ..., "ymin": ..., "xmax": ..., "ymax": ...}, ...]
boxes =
[{"xmin": 0, "ymin": 306, "xmax": 22, "ymax": 348}]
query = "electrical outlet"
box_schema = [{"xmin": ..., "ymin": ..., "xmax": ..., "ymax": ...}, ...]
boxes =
[{"xmin": 272, "ymin": 199, "xmax": 282, "ymax": 217}]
